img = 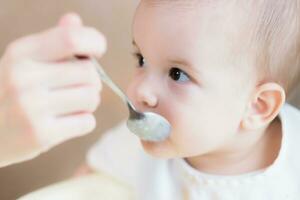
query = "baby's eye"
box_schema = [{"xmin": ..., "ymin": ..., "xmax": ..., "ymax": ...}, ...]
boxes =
[
  {"xmin": 169, "ymin": 67, "xmax": 190, "ymax": 82},
  {"xmin": 134, "ymin": 53, "xmax": 145, "ymax": 67}
]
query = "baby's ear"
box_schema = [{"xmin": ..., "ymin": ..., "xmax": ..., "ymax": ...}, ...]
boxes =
[{"xmin": 241, "ymin": 83, "xmax": 286, "ymax": 130}]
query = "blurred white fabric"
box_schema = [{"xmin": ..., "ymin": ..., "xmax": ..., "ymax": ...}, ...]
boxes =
[{"xmin": 17, "ymin": 173, "xmax": 134, "ymax": 200}]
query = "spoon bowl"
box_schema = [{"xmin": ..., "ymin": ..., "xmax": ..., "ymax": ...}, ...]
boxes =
[{"xmin": 127, "ymin": 111, "xmax": 171, "ymax": 142}]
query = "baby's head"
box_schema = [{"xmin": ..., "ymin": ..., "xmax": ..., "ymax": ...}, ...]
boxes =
[{"xmin": 126, "ymin": 0, "xmax": 300, "ymax": 158}]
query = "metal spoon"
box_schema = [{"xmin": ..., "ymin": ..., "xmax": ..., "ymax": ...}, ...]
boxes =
[{"xmin": 92, "ymin": 58, "xmax": 171, "ymax": 142}]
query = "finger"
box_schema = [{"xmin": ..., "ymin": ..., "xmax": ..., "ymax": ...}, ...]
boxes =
[
  {"xmin": 19, "ymin": 84, "xmax": 100, "ymax": 120},
  {"xmin": 5, "ymin": 26, "xmax": 107, "ymax": 61},
  {"xmin": 48, "ymin": 86, "xmax": 101, "ymax": 116},
  {"xmin": 18, "ymin": 87, "xmax": 51, "ymax": 120},
  {"xmin": 58, "ymin": 13, "xmax": 83, "ymax": 27},
  {"xmin": 37, "ymin": 114, "xmax": 96, "ymax": 146},
  {"xmin": 46, "ymin": 59, "xmax": 102, "ymax": 90},
  {"xmin": 13, "ymin": 59, "xmax": 102, "ymax": 91}
]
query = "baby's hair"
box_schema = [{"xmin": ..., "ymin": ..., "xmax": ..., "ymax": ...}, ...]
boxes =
[{"xmin": 247, "ymin": 0, "xmax": 300, "ymax": 96}]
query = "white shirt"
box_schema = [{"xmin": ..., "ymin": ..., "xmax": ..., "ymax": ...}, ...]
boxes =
[{"xmin": 87, "ymin": 104, "xmax": 300, "ymax": 200}]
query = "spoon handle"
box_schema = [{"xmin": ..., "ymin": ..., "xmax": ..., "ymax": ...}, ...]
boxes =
[{"xmin": 91, "ymin": 58, "xmax": 134, "ymax": 108}]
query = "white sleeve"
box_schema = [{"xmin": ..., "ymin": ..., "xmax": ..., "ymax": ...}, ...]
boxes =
[{"xmin": 86, "ymin": 120, "xmax": 145, "ymax": 186}]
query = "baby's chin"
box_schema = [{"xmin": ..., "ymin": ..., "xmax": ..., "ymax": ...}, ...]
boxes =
[{"xmin": 140, "ymin": 139, "xmax": 178, "ymax": 159}]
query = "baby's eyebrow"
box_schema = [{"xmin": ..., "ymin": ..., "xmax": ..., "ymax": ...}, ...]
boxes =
[
  {"xmin": 167, "ymin": 58, "xmax": 191, "ymax": 68},
  {"xmin": 167, "ymin": 58, "xmax": 202, "ymax": 77}
]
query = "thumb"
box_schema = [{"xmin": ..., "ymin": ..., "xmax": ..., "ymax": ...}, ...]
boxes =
[{"xmin": 58, "ymin": 13, "xmax": 83, "ymax": 28}]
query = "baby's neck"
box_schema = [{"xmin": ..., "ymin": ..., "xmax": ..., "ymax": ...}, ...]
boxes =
[{"xmin": 185, "ymin": 117, "xmax": 282, "ymax": 175}]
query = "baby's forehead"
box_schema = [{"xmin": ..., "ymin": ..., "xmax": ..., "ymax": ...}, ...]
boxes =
[
  {"xmin": 141, "ymin": 0, "xmax": 243, "ymax": 21},
  {"xmin": 135, "ymin": 2, "xmax": 248, "ymax": 64},
  {"xmin": 136, "ymin": 1, "xmax": 249, "ymax": 46},
  {"xmin": 143, "ymin": 0, "xmax": 216, "ymax": 5},
  {"xmin": 138, "ymin": 0, "xmax": 247, "ymax": 35},
  {"xmin": 142, "ymin": 0, "xmax": 231, "ymax": 10},
  {"xmin": 144, "ymin": 0, "xmax": 200, "ymax": 6}
]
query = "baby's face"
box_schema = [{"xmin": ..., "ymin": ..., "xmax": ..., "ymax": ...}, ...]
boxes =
[{"xmin": 127, "ymin": 1, "xmax": 256, "ymax": 158}]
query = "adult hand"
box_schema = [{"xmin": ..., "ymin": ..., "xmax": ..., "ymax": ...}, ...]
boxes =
[{"xmin": 0, "ymin": 13, "xmax": 106, "ymax": 167}]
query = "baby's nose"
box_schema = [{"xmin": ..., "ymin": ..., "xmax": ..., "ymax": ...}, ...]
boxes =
[{"xmin": 135, "ymin": 79, "xmax": 159, "ymax": 109}]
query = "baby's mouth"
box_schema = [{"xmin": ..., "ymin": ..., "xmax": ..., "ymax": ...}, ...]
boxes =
[{"xmin": 126, "ymin": 109, "xmax": 171, "ymax": 142}]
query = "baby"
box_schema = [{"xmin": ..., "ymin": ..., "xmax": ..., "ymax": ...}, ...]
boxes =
[{"xmin": 86, "ymin": 0, "xmax": 300, "ymax": 199}]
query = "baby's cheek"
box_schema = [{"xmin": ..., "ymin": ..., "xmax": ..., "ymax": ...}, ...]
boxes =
[
  {"xmin": 162, "ymin": 97, "xmax": 224, "ymax": 155},
  {"xmin": 172, "ymin": 108, "xmax": 229, "ymax": 155}
]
